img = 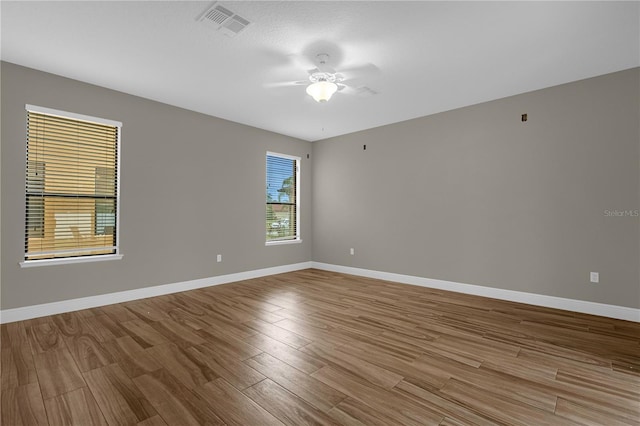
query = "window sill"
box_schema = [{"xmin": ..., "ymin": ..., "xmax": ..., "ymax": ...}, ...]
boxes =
[
  {"xmin": 265, "ymin": 239, "xmax": 302, "ymax": 247},
  {"xmin": 19, "ymin": 254, "xmax": 123, "ymax": 268}
]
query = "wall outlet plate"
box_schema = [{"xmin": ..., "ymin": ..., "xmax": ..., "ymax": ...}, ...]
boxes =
[
  {"xmin": 217, "ymin": 254, "xmax": 222, "ymax": 262},
  {"xmin": 590, "ymin": 272, "xmax": 599, "ymax": 283}
]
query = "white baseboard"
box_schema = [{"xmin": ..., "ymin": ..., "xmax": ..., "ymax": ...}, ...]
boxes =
[
  {"xmin": 0, "ymin": 262, "xmax": 313, "ymax": 323},
  {"xmin": 3, "ymin": 260, "xmax": 638, "ymax": 323},
  {"xmin": 311, "ymin": 262, "xmax": 640, "ymax": 323}
]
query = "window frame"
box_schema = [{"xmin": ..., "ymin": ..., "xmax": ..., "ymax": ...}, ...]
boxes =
[
  {"xmin": 265, "ymin": 151, "xmax": 301, "ymax": 246},
  {"xmin": 20, "ymin": 104, "xmax": 123, "ymax": 268}
]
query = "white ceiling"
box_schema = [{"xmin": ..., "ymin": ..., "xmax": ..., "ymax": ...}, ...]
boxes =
[{"xmin": 2, "ymin": 1, "xmax": 639, "ymax": 141}]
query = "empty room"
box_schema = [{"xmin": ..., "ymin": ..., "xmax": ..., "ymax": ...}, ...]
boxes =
[{"xmin": 1, "ymin": 1, "xmax": 639, "ymax": 425}]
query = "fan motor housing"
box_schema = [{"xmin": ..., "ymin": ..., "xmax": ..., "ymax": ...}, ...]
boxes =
[{"xmin": 309, "ymin": 72, "xmax": 339, "ymax": 84}]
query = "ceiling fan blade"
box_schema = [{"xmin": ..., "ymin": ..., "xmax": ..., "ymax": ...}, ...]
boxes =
[
  {"xmin": 336, "ymin": 84, "xmax": 357, "ymax": 94},
  {"xmin": 336, "ymin": 83, "xmax": 379, "ymax": 97},
  {"xmin": 264, "ymin": 80, "xmax": 308, "ymax": 89}
]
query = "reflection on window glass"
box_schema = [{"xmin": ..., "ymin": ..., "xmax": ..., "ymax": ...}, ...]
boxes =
[
  {"xmin": 25, "ymin": 161, "xmax": 45, "ymax": 238},
  {"xmin": 96, "ymin": 200, "xmax": 115, "ymax": 236}
]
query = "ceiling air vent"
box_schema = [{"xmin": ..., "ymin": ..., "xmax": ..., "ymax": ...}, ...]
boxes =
[{"xmin": 198, "ymin": 2, "xmax": 251, "ymax": 37}]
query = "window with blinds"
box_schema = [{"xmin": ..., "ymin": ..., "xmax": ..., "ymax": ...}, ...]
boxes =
[
  {"xmin": 266, "ymin": 152, "xmax": 300, "ymax": 243},
  {"xmin": 24, "ymin": 105, "xmax": 121, "ymax": 262}
]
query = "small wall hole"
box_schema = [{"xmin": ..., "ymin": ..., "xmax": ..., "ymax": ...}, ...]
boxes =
[{"xmin": 521, "ymin": 113, "xmax": 528, "ymax": 122}]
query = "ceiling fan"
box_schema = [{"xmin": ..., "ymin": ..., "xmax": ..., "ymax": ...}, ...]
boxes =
[{"xmin": 268, "ymin": 53, "xmax": 379, "ymax": 103}]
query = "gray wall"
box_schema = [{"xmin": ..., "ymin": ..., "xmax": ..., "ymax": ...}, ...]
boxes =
[
  {"xmin": 2, "ymin": 62, "xmax": 639, "ymax": 311},
  {"xmin": 312, "ymin": 68, "xmax": 640, "ymax": 309},
  {"xmin": 1, "ymin": 62, "xmax": 312, "ymax": 310}
]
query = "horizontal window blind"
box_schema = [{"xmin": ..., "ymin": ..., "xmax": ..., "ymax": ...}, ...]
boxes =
[
  {"xmin": 266, "ymin": 153, "xmax": 299, "ymax": 242},
  {"xmin": 25, "ymin": 106, "xmax": 120, "ymax": 261}
]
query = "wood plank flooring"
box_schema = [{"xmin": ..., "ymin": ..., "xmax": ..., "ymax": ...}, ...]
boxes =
[{"xmin": 2, "ymin": 269, "xmax": 639, "ymax": 425}]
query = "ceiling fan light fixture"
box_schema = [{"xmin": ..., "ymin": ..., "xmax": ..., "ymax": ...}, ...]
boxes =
[{"xmin": 306, "ymin": 80, "xmax": 338, "ymax": 102}]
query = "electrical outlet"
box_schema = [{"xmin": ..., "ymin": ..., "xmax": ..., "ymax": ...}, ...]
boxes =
[
  {"xmin": 217, "ymin": 254, "xmax": 222, "ymax": 263},
  {"xmin": 350, "ymin": 248, "xmax": 354, "ymax": 255},
  {"xmin": 590, "ymin": 272, "xmax": 599, "ymax": 283}
]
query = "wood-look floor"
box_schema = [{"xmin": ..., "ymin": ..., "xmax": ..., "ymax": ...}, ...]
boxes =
[{"xmin": 2, "ymin": 269, "xmax": 639, "ymax": 426}]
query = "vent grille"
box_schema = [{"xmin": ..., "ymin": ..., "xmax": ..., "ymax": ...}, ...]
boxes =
[
  {"xmin": 204, "ymin": 5, "xmax": 233, "ymax": 25},
  {"xmin": 198, "ymin": 2, "xmax": 251, "ymax": 37}
]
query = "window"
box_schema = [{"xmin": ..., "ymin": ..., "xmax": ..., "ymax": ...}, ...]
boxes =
[
  {"xmin": 22, "ymin": 105, "xmax": 122, "ymax": 265},
  {"xmin": 266, "ymin": 152, "xmax": 300, "ymax": 244}
]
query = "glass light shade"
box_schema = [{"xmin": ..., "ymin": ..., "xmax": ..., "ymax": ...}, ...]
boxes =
[{"xmin": 306, "ymin": 81, "xmax": 338, "ymax": 102}]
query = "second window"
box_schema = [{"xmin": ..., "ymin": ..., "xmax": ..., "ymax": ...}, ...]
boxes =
[{"xmin": 266, "ymin": 152, "xmax": 300, "ymax": 243}]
